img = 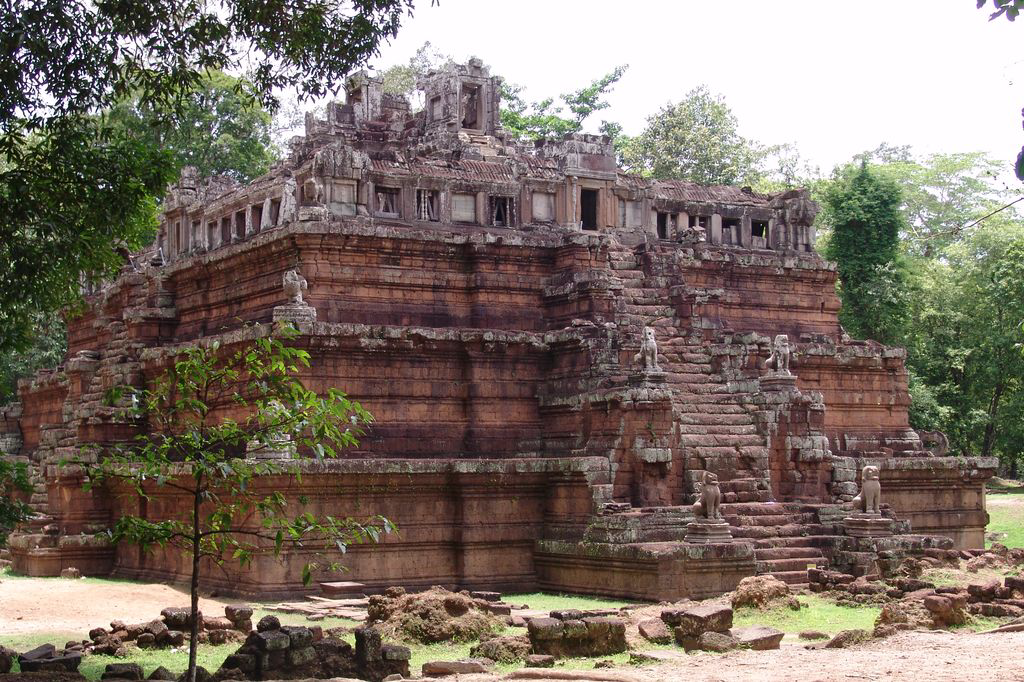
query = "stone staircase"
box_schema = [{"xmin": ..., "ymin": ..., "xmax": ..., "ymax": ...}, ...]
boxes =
[
  {"xmin": 607, "ymin": 244, "xmax": 772, "ymax": 504},
  {"xmin": 723, "ymin": 502, "xmax": 835, "ymax": 585}
]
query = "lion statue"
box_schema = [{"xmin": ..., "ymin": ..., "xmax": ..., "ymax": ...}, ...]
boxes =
[
  {"xmin": 692, "ymin": 471, "xmax": 723, "ymax": 521},
  {"xmin": 282, "ymin": 269, "xmax": 308, "ymax": 305},
  {"xmin": 765, "ymin": 334, "xmax": 792, "ymax": 375},
  {"xmin": 633, "ymin": 326, "xmax": 661, "ymax": 372},
  {"xmin": 851, "ymin": 465, "xmax": 882, "ymax": 515}
]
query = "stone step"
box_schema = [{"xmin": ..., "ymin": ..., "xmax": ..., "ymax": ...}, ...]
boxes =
[
  {"xmin": 725, "ymin": 513, "xmax": 816, "ymax": 528},
  {"xmin": 319, "ymin": 581, "xmax": 366, "ymax": 598},
  {"xmin": 764, "ymin": 570, "xmax": 814, "ymax": 585},
  {"xmin": 754, "ymin": 546, "xmax": 826, "ymax": 561},
  {"xmin": 756, "ymin": 557, "xmax": 826, "ymax": 574},
  {"xmin": 753, "ymin": 535, "xmax": 835, "ymax": 550},
  {"xmin": 674, "ymin": 424, "xmax": 759, "ymax": 436}
]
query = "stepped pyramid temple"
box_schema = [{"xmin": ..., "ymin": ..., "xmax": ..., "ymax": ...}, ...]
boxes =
[{"xmin": 0, "ymin": 60, "xmax": 997, "ymax": 600}]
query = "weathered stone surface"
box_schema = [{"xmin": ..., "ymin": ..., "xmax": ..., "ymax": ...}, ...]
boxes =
[
  {"xmin": 101, "ymin": 662, "xmax": 143, "ymax": 680},
  {"xmin": 147, "ymin": 666, "xmax": 176, "ymax": 680},
  {"xmin": 525, "ymin": 654, "xmax": 556, "ymax": 668},
  {"xmin": 698, "ymin": 631, "xmax": 738, "ymax": 652},
  {"xmin": 254, "ymin": 629, "xmax": 290, "ymax": 652},
  {"xmin": 469, "ymin": 635, "xmax": 531, "ymax": 663},
  {"xmin": 256, "ymin": 615, "xmax": 281, "ymax": 632},
  {"xmin": 731, "ymin": 576, "xmax": 796, "ymax": 610},
  {"xmin": 798, "ymin": 630, "xmax": 828, "ymax": 640},
  {"xmin": 823, "ymin": 629, "xmax": 872, "ymax": 649}
]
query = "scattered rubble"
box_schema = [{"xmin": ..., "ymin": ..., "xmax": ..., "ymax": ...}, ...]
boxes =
[
  {"xmin": 730, "ymin": 575, "xmax": 800, "ymax": 611},
  {"xmin": 365, "ymin": 586, "xmax": 503, "ymax": 644},
  {"xmin": 85, "ymin": 604, "xmax": 252, "ymax": 655},
  {"xmin": 15, "ymin": 644, "xmax": 82, "ymax": 674},
  {"xmin": 215, "ymin": 623, "xmax": 408, "ymax": 681},
  {"xmin": 469, "ymin": 634, "xmax": 532, "ymax": 663}
]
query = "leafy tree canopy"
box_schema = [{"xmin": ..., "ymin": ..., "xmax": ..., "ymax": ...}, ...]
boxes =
[
  {"xmin": 0, "ymin": 0, "xmax": 415, "ymax": 354},
  {"xmin": 620, "ymin": 85, "xmax": 766, "ymax": 185},
  {"xmin": 107, "ymin": 71, "xmax": 277, "ymax": 183},
  {"xmin": 0, "ymin": 458, "xmax": 32, "ymax": 547},
  {"xmin": 500, "ymin": 66, "xmax": 628, "ymax": 141}
]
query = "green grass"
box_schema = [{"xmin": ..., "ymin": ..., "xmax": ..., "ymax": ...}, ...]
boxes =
[
  {"xmin": 733, "ymin": 594, "xmax": 879, "ymax": 635},
  {"xmin": 987, "ymin": 493, "xmax": 1024, "ymax": 549},
  {"xmin": 504, "ymin": 592, "xmax": 635, "ymax": 612}
]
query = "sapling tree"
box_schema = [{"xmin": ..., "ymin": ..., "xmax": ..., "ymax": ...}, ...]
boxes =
[{"xmin": 73, "ymin": 323, "xmax": 393, "ymax": 682}]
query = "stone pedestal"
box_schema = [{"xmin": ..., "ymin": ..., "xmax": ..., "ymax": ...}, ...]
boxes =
[
  {"xmin": 759, "ymin": 372, "xmax": 797, "ymax": 392},
  {"xmin": 273, "ymin": 304, "xmax": 317, "ymax": 324},
  {"xmin": 684, "ymin": 519, "xmax": 732, "ymax": 545},
  {"xmin": 843, "ymin": 513, "xmax": 894, "ymax": 538},
  {"xmin": 628, "ymin": 370, "xmax": 667, "ymax": 386}
]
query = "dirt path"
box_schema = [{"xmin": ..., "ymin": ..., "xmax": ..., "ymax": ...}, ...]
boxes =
[{"xmin": 0, "ymin": 576, "xmax": 229, "ymax": 636}]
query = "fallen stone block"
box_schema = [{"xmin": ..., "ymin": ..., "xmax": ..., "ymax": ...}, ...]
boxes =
[
  {"xmin": 525, "ymin": 654, "xmax": 555, "ymax": 668},
  {"xmin": 823, "ymin": 629, "xmax": 872, "ymax": 649},
  {"xmin": 629, "ymin": 649, "xmax": 689, "ymax": 664},
  {"xmin": 637, "ymin": 618, "xmax": 672, "ymax": 644},
  {"xmin": 733, "ymin": 625, "xmax": 784, "ymax": 650},
  {"xmin": 699, "ymin": 631, "xmax": 738, "ymax": 652},
  {"xmin": 101, "ymin": 662, "xmax": 143, "ymax": 680},
  {"xmin": 422, "ymin": 659, "xmax": 490, "ymax": 676}
]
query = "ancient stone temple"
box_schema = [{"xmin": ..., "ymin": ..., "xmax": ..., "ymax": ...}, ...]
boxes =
[{"xmin": 0, "ymin": 59, "xmax": 997, "ymax": 600}]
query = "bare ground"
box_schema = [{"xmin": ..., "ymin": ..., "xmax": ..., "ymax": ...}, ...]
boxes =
[
  {"xmin": 0, "ymin": 575, "xmax": 229, "ymax": 636},
  {"xmin": 3, "ymin": 576, "xmax": 1024, "ymax": 680}
]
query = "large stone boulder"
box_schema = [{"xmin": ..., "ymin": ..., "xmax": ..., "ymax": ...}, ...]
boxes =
[
  {"xmin": 637, "ymin": 618, "xmax": 672, "ymax": 644},
  {"xmin": 662, "ymin": 602, "xmax": 733, "ymax": 637},
  {"xmin": 101, "ymin": 662, "xmax": 143, "ymax": 680},
  {"xmin": 366, "ymin": 586, "xmax": 501, "ymax": 644}
]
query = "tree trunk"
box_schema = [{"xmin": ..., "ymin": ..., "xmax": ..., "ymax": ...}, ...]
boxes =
[
  {"xmin": 188, "ymin": 487, "xmax": 202, "ymax": 682},
  {"xmin": 981, "ymin": 382, "xmax": 1005, "ymax": 458}
]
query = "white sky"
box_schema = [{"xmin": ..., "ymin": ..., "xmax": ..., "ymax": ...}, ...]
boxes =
[{"xmin": 359, "ymin": 0, "xmax": 1023, "ymax": 174}]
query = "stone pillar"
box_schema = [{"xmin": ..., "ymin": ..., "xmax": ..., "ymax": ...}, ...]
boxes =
[{"xmin": 710, "ymin": 214, "xmax": 723, "ymax": 245}]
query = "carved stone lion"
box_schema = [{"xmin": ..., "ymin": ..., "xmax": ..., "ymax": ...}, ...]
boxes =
[
  {"xmin": 851, "ymin": 465, "xmax": 882, "ymax": 515},
  {"xmin": 692, "ymin": 471, "xmax": 723, "ymax": 521},
  {"xmin": 765, "ymin": 334, "xmax": 791, "ymax": 375},
  {"xmin": 633, "ymin": 326, "xmax": 661, "ymax": 372},
  {"xmin": 282, "ymin": 269, "xmax": 308, "ymax": 305}
]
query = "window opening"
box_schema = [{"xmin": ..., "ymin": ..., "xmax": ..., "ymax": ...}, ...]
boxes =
[
  {"xmin": 490, "ymin": 196, "xmax": 514, "ymax": 227},
  {"xmin": 220, "ymin": 216, "xmax": 231, "ymax": 244},
  {"xmin": 375, "ymin": 186, "xmax": 400, "ymax": 217},
  {"xmin": 235, "ymin": 210, "xmax": 246, "ymax": 240},
  {"xmin": 417, "ymin": 189, "xmax": 439, "ymax": 221},
  {"xmin": 461, "ymin": 85, "xmax": 480, "ymax": 129},
  {"xmin": 251, "ymin": 205, "xmax": 263, "ymax": 233},
  {"xmin": 580, "ymin": 189, "xmax": 598, "ymax": 230},
  {"xmin": 723, "ymin": 218, "xmax": 741, "ymax": 245},
  {"xmin": 270, "ymin": 199, "xmax": 281, "ymax": 226},
  {"xmin": 656, "ymin": 213, "xmax": 668, "ymax": 239}
]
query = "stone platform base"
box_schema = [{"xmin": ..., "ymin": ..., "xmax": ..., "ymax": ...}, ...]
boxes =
[
  {"xmin": 685, "ymin": 519, "xmax": 732, "ymax": 544},
  {"xmin": 8, "ymin": 533, "xmax": 114, "ymax": 577},
  {"xmin": 534, "ymin": 539, "xmax": 754, "ymax": 601},
  {"xmin": 843, "ymin": 513, "xmax": 894, "ymax": 538}
]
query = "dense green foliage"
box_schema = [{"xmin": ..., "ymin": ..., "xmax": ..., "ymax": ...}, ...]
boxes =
[
  {"xmin": 816, "ymin": 149, "xmax": 1024, "ymax": 474},
  {"xmin": 75, "ymin": 324, "xmax": 392, "ymax": 680},
  {"xmin": 620, "ymin": 85, "xmax": 765, "ymax": 185},
  {"xmin": 822, "ymin": 162, "xmax": 909, "ymax": 345},
  {"xmin": 0, "ymin": 0, "xmax": 414, "ymax": 354},
  {"xmin": 107, "ymin": 71, "xmax": 276, "ymax": 183},
  {"xmin": 0, "ymin": 458, "xmax": 32, "ymax": 547},
  {"xmin": 0, "ymin": 311, "xmax": 66, "ymax": 404}
]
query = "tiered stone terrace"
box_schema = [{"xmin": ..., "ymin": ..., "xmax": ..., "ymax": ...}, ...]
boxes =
[{"xmin": 0, "ymin": 59, "xmax": 996, "ymax": 599}]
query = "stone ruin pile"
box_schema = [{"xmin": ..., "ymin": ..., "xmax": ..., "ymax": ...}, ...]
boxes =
[
  {"xmin": 205, "ymin": 615, "xmax": 408, "ymax": 681},
  {"xmin": 84, "ymin": 604, "xmax": 254, "ymax": 656}
]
